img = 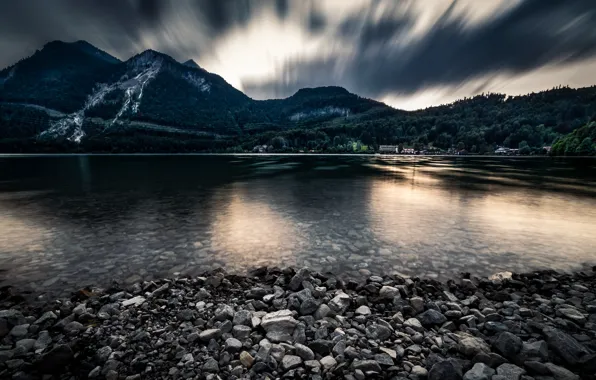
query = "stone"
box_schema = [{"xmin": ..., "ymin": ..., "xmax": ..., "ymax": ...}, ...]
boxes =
[
  {"xmin": 411, "ymin": 365, "xmax": 428, "ymax": 378},
  {"xmin": 88, "ymin": 366, "xmax": 102, "ymax": 378},
  {"xmin": 366, "ymin": 323, "xmax": 392, "ymax": 341},
  {"xmin": 418, "ymin": 309, "xmax": 447, "ymax": 326},
  {"xmin": 472, "ymin": 352, "xmax": 506, "ymax": 368},
  {"xmin": 233, "ymin": 310, "xmax": 252, "ymax": 326},
  {"xmin": 379, "ymin": 347, "xmax": 397, "ymax": 359},
  {"xmin": 122, "ymin": 296, "xmax": 146, "ymax": 307},
  {"xmin": 289, "ymin": 268, "xmax": 309, "ymax": 291},
  {"xmin": 239, "ymin": 351, "xmax": 254, "ymax": 368},
  {"xmin": 319, "ymin": 355, "xmax": 337, "ymax": 370},
  {"xmin": 233, "ymin": 325, "xmax": 251, "ymax": 339},
  {"xmin": 520, "ymin": 340, "xmax": 549, "ymax": 362},
  {"xmin": 295, "ymin": 343, "xmax": 315, "ymax": 361},
  {"xmin": 496, "ymin": 363, "xmax": 526, "ymax": 380},
  {"xmin": 352, "ymin": 359, "xmax": 382, "ymax": 373},
  {"xmin": 544, "ymin": 362, "xmax": 580, "ymax": 380},
  {"xmin": 10, "ymin": 324, "xmax": 29, "ymax": 338},
  {"xmin": 463, "ymin": 363, "xmax": 495, "ymax": 380},
  {"xmin": 379, "ymin": 286, "xmax": 400, "ymax": 299},
  {"xmin": 332, "ymin": 340, "xmax": 346, "ymax": 356},
  {"xmin": 305, "ymin": 359, "xmax": 321, "ymax": 372},
  {"xmin": 558, "ymin": 308, "xmax": 586, "ymax": 324},
  {"xmin": 300, "ymin": 297, "xmax": 319, "ymax": 315},
  {"xmin": 543, "ymin": 327, "xmax": 592, "ymax": 366},
  {"xmin": 281, "ymin": 355, "xmax": 302, "ymax": 370},
  {"xmin": 374, "ymin": 353, "xmax": 394, "ymax": 366},
  {"xmin": 203, "ymin": 358, "xmax": 219, "ymax": 373},
  {"xmin": 428, "ymin": 359, "xmax": 463, "ymax": 380},
  {"xmin": 34, "ymin": 331, "xmax": 52, "ymax": 351},
  {"xmin": 64, "ymin": 321, "xmax": 84, "ymax": 336},
  {"xmin": 34, "ymin": 344, "xmax": 73, "ymax": 373},
  {"xmin": 33, "ymin": 311, "xmax": 57, "ymax": 327},
  {"xmin": 494, "ymin": 332, "xmax": 523, "ymax": 359},
  {"xmin": 261, "ymin": 309, "xmax": 298, "ymax": 336},
  {"xmin": 329, "ymin": 292, "xmax": 351, "ymax": 314},
  {"xmin": 355, "ymin": 305, "xmax": 371, "ymax": 315},
  {"xmin": 410, "ymin": 297, "xmax": 425, "ymax": 314},
  {"xmin": 225, "ymin": 338, "xmax": 242, "ymax": 352},
  {"xmin": 315, "ymin": 304, "xmax": 333, "ymax": 320},
  {"xmin": 96, "ymin": 346, "xmax": 112, "ymax": 363},
  {"xmin": 458, "ymin": 336, "xmax": 490, "ymax": 357},
  {"xmin": 404, "ymin": 318, "xmax": 424, "ymax": 332},
  {"xmin": 15, "ymin": 337, "xmax": 34, "ymax": 350},
  {"xmin": 214, "ymin": 305, "xmax": 234, "ymax": 321},
  {"xmin": 489, "ymin": 272, "xmax": 512, "ymax": 282},
  {"xmin": 200, "ymin": 329, "xmax": 222, "ymax": 341}
]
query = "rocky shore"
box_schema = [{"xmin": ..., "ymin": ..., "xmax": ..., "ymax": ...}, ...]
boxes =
[{"xmin": 0, "ymin": 266, "xmax": 595, "ymax": 380}]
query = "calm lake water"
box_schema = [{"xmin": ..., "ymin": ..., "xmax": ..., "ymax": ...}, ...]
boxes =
[{"xmin": 1, "ymin": 155, "xmax": 595, "ymax": 298}]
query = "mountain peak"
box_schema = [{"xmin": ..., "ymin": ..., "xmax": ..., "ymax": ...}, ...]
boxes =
[
  {"xmin": 183, "ymin": 59, "xmax": 201, "ymax": 69},
  {"xmin": 40, "ymin": 40, "xmax": 120, "ymax": 64},
  {"xmin": 292, "ymin": 86, "xmax": 351, "ymax": 98}
]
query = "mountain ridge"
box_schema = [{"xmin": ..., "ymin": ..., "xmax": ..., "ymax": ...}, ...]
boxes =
[{"xmin": 0, "ymin": 40, "xmax": 595, "ymax": 153}]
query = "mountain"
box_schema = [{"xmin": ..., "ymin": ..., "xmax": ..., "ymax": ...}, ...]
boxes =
[{"xmin": 0, "ymin": 40, "xmax": 595, "ymax": 153}]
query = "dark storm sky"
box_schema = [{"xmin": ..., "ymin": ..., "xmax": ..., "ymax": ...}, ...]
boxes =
[{"xmin": 1, "ymin": 0, "xmax": 595, "ymax": 109}]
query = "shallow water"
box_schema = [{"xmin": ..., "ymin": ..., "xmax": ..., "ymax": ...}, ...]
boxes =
[{"xmin": 1, "ymin": 155, "xmax": 595, "ymax": 298}]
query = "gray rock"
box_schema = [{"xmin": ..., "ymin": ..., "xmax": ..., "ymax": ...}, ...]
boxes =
[
  {"xmin": 410, "ymin": 297, "xmax": 425, "ymax": 314},
  {"xmin": 429, "ymin": 359, "xmax": 463, "ymax": 380},
  {"xmin": 543, "ymin": 327, "xmax": 592, "ymax": 367},
  {"xmin": 366, "ymin": 323, "xmax": 392, "ymax": 341},
  {"xmin": 418, "ymin": 309, "xmax": 447, "ymax": 326},
  {"xmin": 379, "ymin": 347, "xmax": 397, "ymax": 359},
  {"xmin": 332, "ymin": 340, "xmax": 346, "ymax": 356},
  {"xmin": 214, "ymin": 305, "xmax": 234, "ymax": 321},
  {"xmin": 96, "ymin": 346, "xmax": 112, "ymax": 363},
  {"xmin": 379, "ymin": 286, "xmax": 400, "ymax": 299},
  {"xmin": 289, "ymin": 268, "xmax": 309, "ymax": 291},
  {"xmin": 282, "ymin": 355, "xmax": 303, "ymax": 370},
  {"xmin": 472, "ymin": 352, "xmax": 506, "ymax": 368},
  {"xmin": 404, "ymin": 318, "xmax": 424, "ymax": 332},
  {"xmin": 261, "ymin": 310, "xmax": 298, "ymax": 336},
  {"xmin": 458, "ymin": 336, "xmax": 490, "ymax": 357},
  {"xmin": 200, "ymin": 329, "xmax": 222, "ymax": 341},
  {"xmin": 225, "ymin": 338, "xmax": 242, "ymax": 352},
  {"xmin": 15, "ymin": 339, "xmax": 36, "ymax": 352},
  {"xmin": 558, "ymin": 308, "xmax": 586, "ymax": 324},
  {"xmin": 494, "ymin": 332, "xmax": 523, "ymax": 359},
  {"xmin": 232, "ymin": 325, "xmax": 251, "ymax": 340},
  {"xmin": 314, "ymin": 304, "xmax": 333, "ymax": 320},
  {"xmin": 320, "ymin": 355, "xmax": 337, "ymax": 370},
  {"xmin": 463, "ymin": 363, "xmax": 495, "ymax": 380},
  {"xmin": 374, "ymin": 353, "xmax": 394, "ymax": 366},
  {"xmin": 305, "ymin": 359, "xmax": 321, "ymax": 372},
  {"xmin": 544, "ymin": 362, "xmax": 580, "ymax": 380},
  {"xmin": 203, "ymin": 358, "xmax": 219, "ymax": 373},
  {"xmin": 352, "ymin": 359, "xmax": 382, "ymax": 373},
  {"xmin": 411, "ymin": 365, "xmax": 428, "ymax": 378},
  {"xmin": 295, "ymin": 343, "xmax": 315, "ymax": 361},
  {"xmin": 233, "ymin": 310, "xmax": 252, "ymax": 326},
  {"xmin": 10, "ymin": 324, "xmax": 30, "ymax": 338},
  {"xmin": 64, "ymin": 321, "xmax": 84, "ymax": 336},
  {"xmin": 521, "ymin": 340, "xmax": 549, "ymax": 362},
  {"xmin": 329, "ymin": 292, "xmax": 351, "ymax": 314},
  {"xmin": 33, "ymin": 311, "xmax": 57, "ymax": 327},
  {"xmin": 121, "ymin": 296, "xmax": 146, "ymax": 307},
  {"xmin": 0, "ymin": 310, "xmax": 26, "ymax": 327},
  {"xmin": 496, "ymin": 363, "xmax": 526, "ymax": 380},
  {"xmin": 88, "ymin": 366, "xmax": 102, "ymax": 379},
  {"xmin": 300, "ymin": 297, "xmax": 319, "ymax": 315},
  {"xmin": 355, "ymin": 305, "xmax": 371, "ymax": 315}
]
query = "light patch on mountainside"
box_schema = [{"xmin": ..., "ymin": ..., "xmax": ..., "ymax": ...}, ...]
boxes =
[
  {"xmin": 183, "ymin": 73, "xmax": 211, "ymax": 93},
  {"xmin": 0, "ymin": 67, "xmax": 15, "ymax": 85},
  {"xmin": 289, "ymin": 107, "xmax": 350, "ymax": 121},
  {"xmin": 39, "ymin": 57, "xmax": 163, "ymax": 142}
]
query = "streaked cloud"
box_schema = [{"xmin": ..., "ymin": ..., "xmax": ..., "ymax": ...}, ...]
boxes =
[{"xmin": 1, "ymin": 0, "xmax": 595, "ymax": 109}]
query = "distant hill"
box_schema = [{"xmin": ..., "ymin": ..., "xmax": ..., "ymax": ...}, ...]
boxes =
[{"xmin": 0, "ymin": 40, "xmax": 595, "ymax": 153}]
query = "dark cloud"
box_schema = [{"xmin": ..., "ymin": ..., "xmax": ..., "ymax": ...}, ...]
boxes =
[
  {"xmin": 246, "ymin": 0, "xmax": 596, "ymax": 98},
  {"xmin": 1, "ymin": 0, "xmax": 596, "ymax": 105}
]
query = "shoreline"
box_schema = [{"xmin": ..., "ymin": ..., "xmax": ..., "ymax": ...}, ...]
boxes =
[{"xmin": 1, "ymin": 267, "xmax": 595, "ymax": 379}]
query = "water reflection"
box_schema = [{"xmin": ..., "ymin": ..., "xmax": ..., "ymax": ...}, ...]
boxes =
[{"xmin": 0, "ymin": 155, "xmax": 595, "ymax": 298}]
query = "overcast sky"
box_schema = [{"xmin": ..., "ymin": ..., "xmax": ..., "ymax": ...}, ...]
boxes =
[{"xmin": 1, "ymin": 0, "xmax": 595, "ymax": 110}]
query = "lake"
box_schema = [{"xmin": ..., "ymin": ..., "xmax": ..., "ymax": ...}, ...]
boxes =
[{"xmin": 1, "ymin": 155, "xmax": 595, "ymax": 299}]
